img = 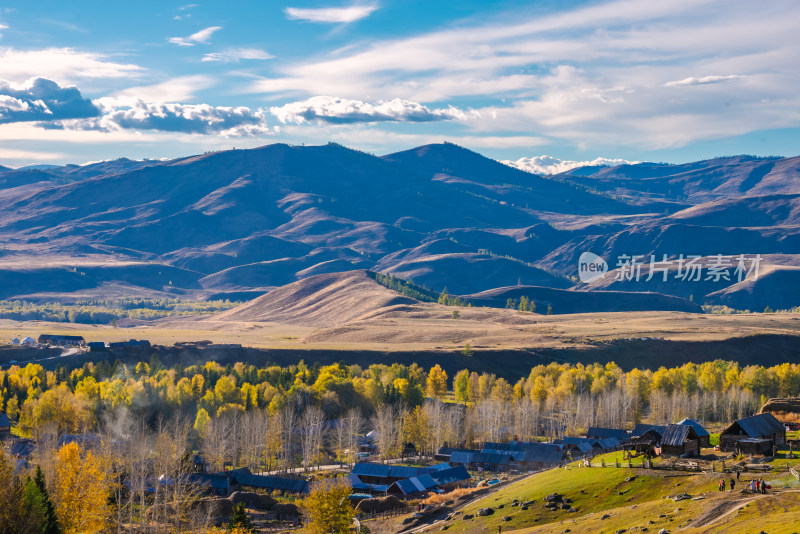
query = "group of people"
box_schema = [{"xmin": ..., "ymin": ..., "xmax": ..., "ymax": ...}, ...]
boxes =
[{"xmin": 718, "ymin": 470, "xmax": 768, "ymax": 494}]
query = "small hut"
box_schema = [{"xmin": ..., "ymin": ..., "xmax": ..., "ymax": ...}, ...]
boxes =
[{"xmin": 660, "ymin": 424, "xmax": 700, "ymax": 457}]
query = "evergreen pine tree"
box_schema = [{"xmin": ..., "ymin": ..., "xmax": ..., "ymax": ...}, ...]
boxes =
[
  {"xmin": 34, "ymin": 465, "xmax": 61, "ymax": 534},
  {"xmin": 228, "ymin": 502, "xmax": 253, "ymax": 532}
]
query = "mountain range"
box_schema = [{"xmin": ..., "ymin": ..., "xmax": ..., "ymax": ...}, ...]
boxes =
[{"xmin": 1, "ymin": 142, "xmax": 798, "ymax": 312}]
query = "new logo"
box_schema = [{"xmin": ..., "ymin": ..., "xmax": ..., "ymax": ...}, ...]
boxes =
[{"xmin": 578, "ymin": 252, "xmax": 608, "ymax": 283}]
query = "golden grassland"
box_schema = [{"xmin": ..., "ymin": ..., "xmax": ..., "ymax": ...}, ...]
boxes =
[{"xmin": 1, "ymin": 309, "xmax": 800, "ymax": 353}]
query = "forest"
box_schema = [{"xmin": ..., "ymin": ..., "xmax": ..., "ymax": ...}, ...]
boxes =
[{"xmin": 0, "ymin": 357, "xmax": 795, "ymax": 532}]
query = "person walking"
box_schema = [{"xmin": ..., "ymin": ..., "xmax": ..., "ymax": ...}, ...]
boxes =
[
  {"xmin": 750, "ymin": 479, "xmax": 756, "ymax": 492},
  {"xmin": 761, "ymin": 479, "xmax": 767, "ymax": 494},
  {"xmin": 736, "ymin": 469, "xmax": 740, "ymax": 482},
  {"xmin": 730, "ymin": 477, "xmax": 735, "ymax": 492},
  {"xmin": 756, "ymin": 479, "xmax": 761, "ymax": 493}
]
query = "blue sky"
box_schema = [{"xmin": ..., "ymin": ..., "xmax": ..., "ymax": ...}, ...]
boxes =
[{"xmin": 0, "ymin": 0, "xmax": 798, "ymax": 170}]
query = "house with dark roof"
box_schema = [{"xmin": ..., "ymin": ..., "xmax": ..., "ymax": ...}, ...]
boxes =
[
  {"xmin": 189, "ymin": 473, "xmax": 239, "ymax": 496},
  {"xmin": 351, "ymin": 462, "xmax": 435, "ymax": 486},
  {"xmin": 387, "ymin": 474, "xmax": 439, "ymax": 497},
  {"xmin": 586, "ymin": 427, "xmax": 629, "ymax": 441},
  {"xmin": 387, "ymin": 466, "xmax": 472, "ymax": 498},
  {"xmin": 226, "ymin": 467, "xmax": 309, "ymax": 494},
  {"xmin": 660, "ymin": 424, "xmax": 700, "ymax": 457},
  {"xmin": 0, "ymin": 413, "xmax": 11, "ymax": 439},
  {"xmin": 454, "ymin": 451, "xmax": 515, "ymax": 472},
  {"xmin": 623, "ymin": 429, "xmax": 663, "ymax": 456},
  {"xmin": 720, "ymin": 413, "xmax": 786, "ymax": 453},
  {"xmin": 676, "ymin": 418, "xmax": 710, "ymax": 447},
  {"xmin": 631, "ymin": 424, "xmax": 667, "ymax": 437},
  {"xmin": 558, "ymin": 437, "xmax": 595, "ymax": 456},
  {"xmin": 434, "ymin": 447, "xmax": 477, "ymax": 462},
  {"xmin": 429, "ymin": 466, "xmax": 471, "ymax": 489},
  {"xmin": 347, "ymin": 474, "xmax": 391, "ymax": 495}
]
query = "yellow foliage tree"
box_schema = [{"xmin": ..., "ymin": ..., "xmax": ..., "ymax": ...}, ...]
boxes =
[
  {"xmin": 53, "ymin": 442, "xmax": 109, "ymax": 534},
  {"xmin": 301, "ymin": 477, "xmax": 354, "ymax": 534},
  {"xmin": 426, "ymin": 364, "xmax": 448, "ymax": 398}
]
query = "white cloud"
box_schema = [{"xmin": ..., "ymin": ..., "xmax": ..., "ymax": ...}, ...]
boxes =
[
  {"xmin": 0, "ymin": 47, "xmax": 144, "ymax": 84},
  {"xmin": 0, "ymin": 23, "xmax": 7, "ymax": 37},
  {"xmin": 0, "ymin": 77, "xmax": 99, "ymax": 124},
  {"xmin": 202, "ymin": 48, "xmax": 274, "ymax": 63},
  {"xmin": 113, "ymin": 75, "xmax": 216, "ymax": 102},
  {"xmin": 285, "ymin": 3, "xmax": 379, "ymax": 23},
  {"xmin": 270, "ymin": 96, "xmax": 469, "ymax": 124},
  {"xmin": 503, "ymin": 155, "xmax": 639, "ymax": 175},
  {"xmin": 48, "ymin": 98, "xmax": 271, "ymax": 137},
  {"xmin": 665, "ymin": 74, "xmax": 749, "ymax": 87},
  {"xmin": 168, "ymin": 26, "xmax": 222, "ymax": 46}
]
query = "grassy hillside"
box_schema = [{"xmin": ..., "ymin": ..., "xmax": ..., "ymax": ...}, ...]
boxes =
[{"xmin": 438, "ymin": 452, "xmax": 800, "ymax": 533}]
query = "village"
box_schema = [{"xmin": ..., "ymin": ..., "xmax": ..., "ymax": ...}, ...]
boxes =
[{"xmin": 2, "ymin": 395, "xmax": 798, "ymax": 531}]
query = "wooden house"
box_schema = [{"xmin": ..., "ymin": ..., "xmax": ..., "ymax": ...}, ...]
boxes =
[
  {"xmin": 720, "ymin": 413, "xmax": 785, "ymax": 453},
  {"xmin": 623, "ymin": 429, "xmax": 662, "ymax": 456},
  {"xmin": 677, "ymin": 418, "xmax": 710, "ymax": 447},
  {"xmin": 660, "ymin": 424, "xmax": 700, "ymax": 457}
]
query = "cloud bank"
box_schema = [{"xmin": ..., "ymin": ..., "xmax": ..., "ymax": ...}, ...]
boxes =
[
  {"xmin": 270, "ymin": 96, "xmax": 468, "ymax": 124},
  {"xmin": 44, "ymin": 97, "xmax": 270, "ymax": 136}
]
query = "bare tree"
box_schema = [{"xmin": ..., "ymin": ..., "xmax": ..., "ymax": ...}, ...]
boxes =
[
  {"xmin": 300, "ymin": 405, "xmax": 324, "ymax": 471},
  {"xmin": 279, "ymin": 403, "xmax": 297, "ymax": 472},
  {"xmin": 372, "ymin": 404, "xmax": 401, "ymax": 461},
  {"xmin": 201, "ymin": 416, "xmax": 233, "ymax": 473},
  {"xmin": 343, "ymin": 408, "xmax": 364, "ymax": 467}
]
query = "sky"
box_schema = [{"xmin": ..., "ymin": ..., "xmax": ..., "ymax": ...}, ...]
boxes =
[{"xmin": 0, "ymin": 0, "xmax": 798, "ymax": 169}]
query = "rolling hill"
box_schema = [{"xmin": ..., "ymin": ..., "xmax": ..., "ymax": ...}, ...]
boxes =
[
  {"xmin": 214, "ymin": 270, "xmax": 423, "ymax": 327},
  {"xmin": 0, "ymin": 143, "xmax": 799, "ymax": 311}
]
